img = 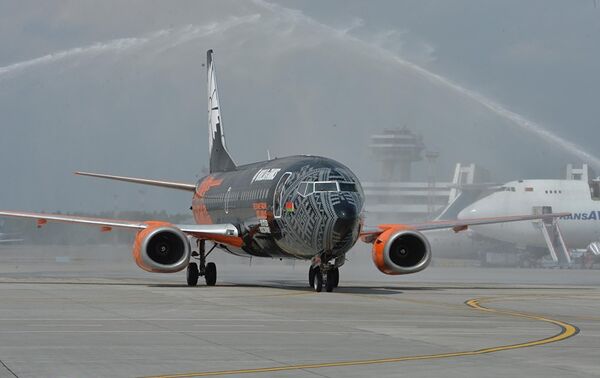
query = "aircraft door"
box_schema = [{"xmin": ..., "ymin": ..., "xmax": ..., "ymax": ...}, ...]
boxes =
[
  {"xmin": 224, "ymin": 187, "xmax": 232, "ymax": 214},
  {"xmin": 273, "ymin": 172, "xmax": 292, "ymax": 218}
]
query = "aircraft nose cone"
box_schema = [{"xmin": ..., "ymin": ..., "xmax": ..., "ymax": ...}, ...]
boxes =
[
  {"xmin": 457, "ymin": 206, "xmax": 474, "ymax": 220},
  {"xmin": 335, "ymin": 201, "xmax": 359, "ymax": 221},
  {"xmin": 332, "ymin": 202, "xmax": 360, "ymax": 249},
  {"xmin": 458, "ymin": 198, "xmax": 492, "ymax": 220}
]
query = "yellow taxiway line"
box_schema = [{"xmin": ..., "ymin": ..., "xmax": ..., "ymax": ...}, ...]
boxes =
[{"xmin": 144, "ymin": 296, "xmax": 579, "ymax": 378}]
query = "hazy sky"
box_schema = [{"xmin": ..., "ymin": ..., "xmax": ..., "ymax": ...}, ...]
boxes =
[{"xmin": 1, "ymin": 0, "xmax": 599, "ymax": 213}]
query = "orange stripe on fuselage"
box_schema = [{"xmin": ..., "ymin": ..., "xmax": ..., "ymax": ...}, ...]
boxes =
[
  {"xmin": 253, "ymin": 202, "xmax": 268, "ymax": 219},
  {"xmin": 190, "ymin": 233, "xmax": 244, "ymax": 248},
  {"xmin": 193, "ymin": 176, "xmax": 223, "ymax": 225}
]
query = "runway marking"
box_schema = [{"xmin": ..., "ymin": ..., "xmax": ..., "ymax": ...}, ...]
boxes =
[
  {"xmin": 26, "ymin": 323, "xmax": 104, "ymax": 327},
  {"xmin": 0, "ymin": 330, "xmax": 367, "ymax": 335},
  {"xmin": 143, "ymin": 296, "xmax": 579, "ymax": 378}
]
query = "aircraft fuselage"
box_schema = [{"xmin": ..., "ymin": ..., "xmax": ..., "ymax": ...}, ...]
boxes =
[
  {"xmin": 192, "ymin": 155, "xmax": 364, "ymax": 260},
  {"xmin": 459, "ymin": 179, "xmax": 600, "ymax": 249}
]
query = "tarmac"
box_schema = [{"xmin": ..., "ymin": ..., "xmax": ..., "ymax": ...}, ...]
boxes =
[{"xmin": 0, "ymin": 244, "xmax": 599, "ymax": 378}]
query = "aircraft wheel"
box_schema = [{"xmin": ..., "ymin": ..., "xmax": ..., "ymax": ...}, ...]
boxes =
[
  {"xmin": 331, "ymin": 267, "xmax": 339, "ymax": 288},
  {"xmin": 186, "ymin": 263, "xmax": 199, "ymax": 287},
  {"xmin": 325, "ymin": 270, "xmax": 336, "ymax": 292},
  {"xmin": 312, "ymin": 267, "xmax": 323, "ymax": 292},
  {"xmin": 308, "ymin": 266, "xmax": 315, "ymax": 288},
  {"xmin": 205, "ymin": 262, "xmax": 217, "ymax": 286}
]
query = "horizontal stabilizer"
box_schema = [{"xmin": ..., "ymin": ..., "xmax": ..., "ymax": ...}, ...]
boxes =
[{"xmin": 76, "ymin": 172, "xmax": 196, "ymax": 192}]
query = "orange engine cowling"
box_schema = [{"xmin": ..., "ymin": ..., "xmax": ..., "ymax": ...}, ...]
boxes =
[
  {"xmin": 132, "ymin": 222, "xmax": 191, "ymax": 273},
  {"xmin": 372, "ymin": 228, "xmax": 431, "ymax": 275}
]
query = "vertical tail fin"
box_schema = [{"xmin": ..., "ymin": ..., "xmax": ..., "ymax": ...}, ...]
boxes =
[{"xmin": 207, "ymin": 49, "xmax": 236, "ymax": 173}]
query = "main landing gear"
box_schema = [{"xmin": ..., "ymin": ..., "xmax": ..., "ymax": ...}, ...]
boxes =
[
  {"xmin": 309, "ymin": 256, "xmax": 341, "ymax": 292},
  {"xmin": 187, "ymin": 240, "xmax": 217, "ymax": 287}
]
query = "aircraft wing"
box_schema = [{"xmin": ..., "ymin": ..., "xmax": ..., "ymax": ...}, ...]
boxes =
[
  {"xmin": 0, "ymin": 211, "xmax": 238, "ymax": 238},
  {"xmin": 361, "ymin": 213, "xmax": 570, "ymax": 243}
]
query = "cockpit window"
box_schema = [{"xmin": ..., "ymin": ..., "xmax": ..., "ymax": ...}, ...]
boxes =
[
  {"xmin": 297, "ymin": 182, "xmax": 308, "ymax": 195},
  {"xmin": 305, "ymin": 182, "xmax": 314, "ymax": 195},
  {"xmin": 298, "ymin": 181, "xmax": 358, "ymax": 195},
  {"xmin": 314, "ymin": 182, "xmax": 338, "ymax": 192},
  {"xmin": 339, "ymin": 182, "xmax": 357, "ymax": 192}
]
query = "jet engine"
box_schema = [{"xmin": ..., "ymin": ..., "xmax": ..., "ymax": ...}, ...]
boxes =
[
  {"xmin": 132, "ymin": 222, "xmax": 191, "ymax": 273},
  {"xmin": 372, "ymin": 228, "xmax": 431, "ymax": 275}
]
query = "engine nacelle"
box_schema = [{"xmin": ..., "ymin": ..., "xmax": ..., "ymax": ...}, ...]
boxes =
[
  {"xmin": 132, "ymin": 222, "xmax": 191, "ymax": 273},
  {"xmin": 372, "ymin": 228, "xmax": 431, "ymax": 275}
]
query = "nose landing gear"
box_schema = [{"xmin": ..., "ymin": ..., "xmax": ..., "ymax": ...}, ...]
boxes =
[
  {"xmin": 310, "ymin": 266, "xmax": 323, "ymax": 292},
  {"xmin": 326, "ymin": 268, "xmax": 339, "ymax": 292},
  {"xmin": 187, "ymin": 240, "xmax": 218, "ymax": 287},
  {"xmin": 309, "ymin": 255, "xmax": 342, "ymax": 292}
]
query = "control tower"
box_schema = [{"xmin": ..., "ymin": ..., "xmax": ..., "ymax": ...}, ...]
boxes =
[{"xmin": 369, "ymin": 128, "xmax": 425, "ymax": 181}]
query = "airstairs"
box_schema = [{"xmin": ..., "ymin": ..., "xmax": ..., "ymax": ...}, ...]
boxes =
[
  {"xmin": 587, "ymin": 242, "xmax": 600, "ymax": 256},
  {"xmin": 533, "ymin": 206, "xmax": 571, "ymax": 267}
]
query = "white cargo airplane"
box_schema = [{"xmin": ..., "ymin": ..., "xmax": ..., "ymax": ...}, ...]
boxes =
[{"xmin": 458, "ymin": 179, "xmax": 600, "ymax": 265}]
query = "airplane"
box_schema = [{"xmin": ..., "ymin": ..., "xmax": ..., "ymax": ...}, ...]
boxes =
[
  {"xmin": 0, "ymin": 50, "xmax": 568, "ymax": 292},
  {"xmin": 458, "ymin": 178, "xmax": 600, "ymax": 266}
]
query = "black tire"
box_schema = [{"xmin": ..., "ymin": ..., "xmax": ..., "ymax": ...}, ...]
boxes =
[
  {"xmin": 308, "ymin": 266, "xmax": 315, "ymax": 288},
  {"xmin": 186, "ymin": 263, "xmax": 199, "ymax": 287},
  {"xmin": 205, "ymin": 262, "xmax": 217, "ymax": 286},
  {"xmin": 313, "ymin": 267, "xmax": 323, "ymax": 292},
  {"xmin": 331, "ymin": 267, "xmax": 339, "ymax": 288},
  {"xmin": 325, "ymin": 270, "xmax": 335, "ymax": 293}
]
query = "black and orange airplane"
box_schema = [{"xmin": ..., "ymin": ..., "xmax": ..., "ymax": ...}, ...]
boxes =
[{"xmin": 0, "ymin": 50, "xmax": 567, "ymax": 292}]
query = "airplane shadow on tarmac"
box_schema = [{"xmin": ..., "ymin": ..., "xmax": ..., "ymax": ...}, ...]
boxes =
[
  {"xmin": 148, "ymin": 281, "xmax": 588, "ymax": 294},
  {"xmin": 0, "ymin": 280, "xmax": 592, "ymax": 295},
  {"xmin": 147, "ymin": 281, "xmax": 413, "ymax": 295}
]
